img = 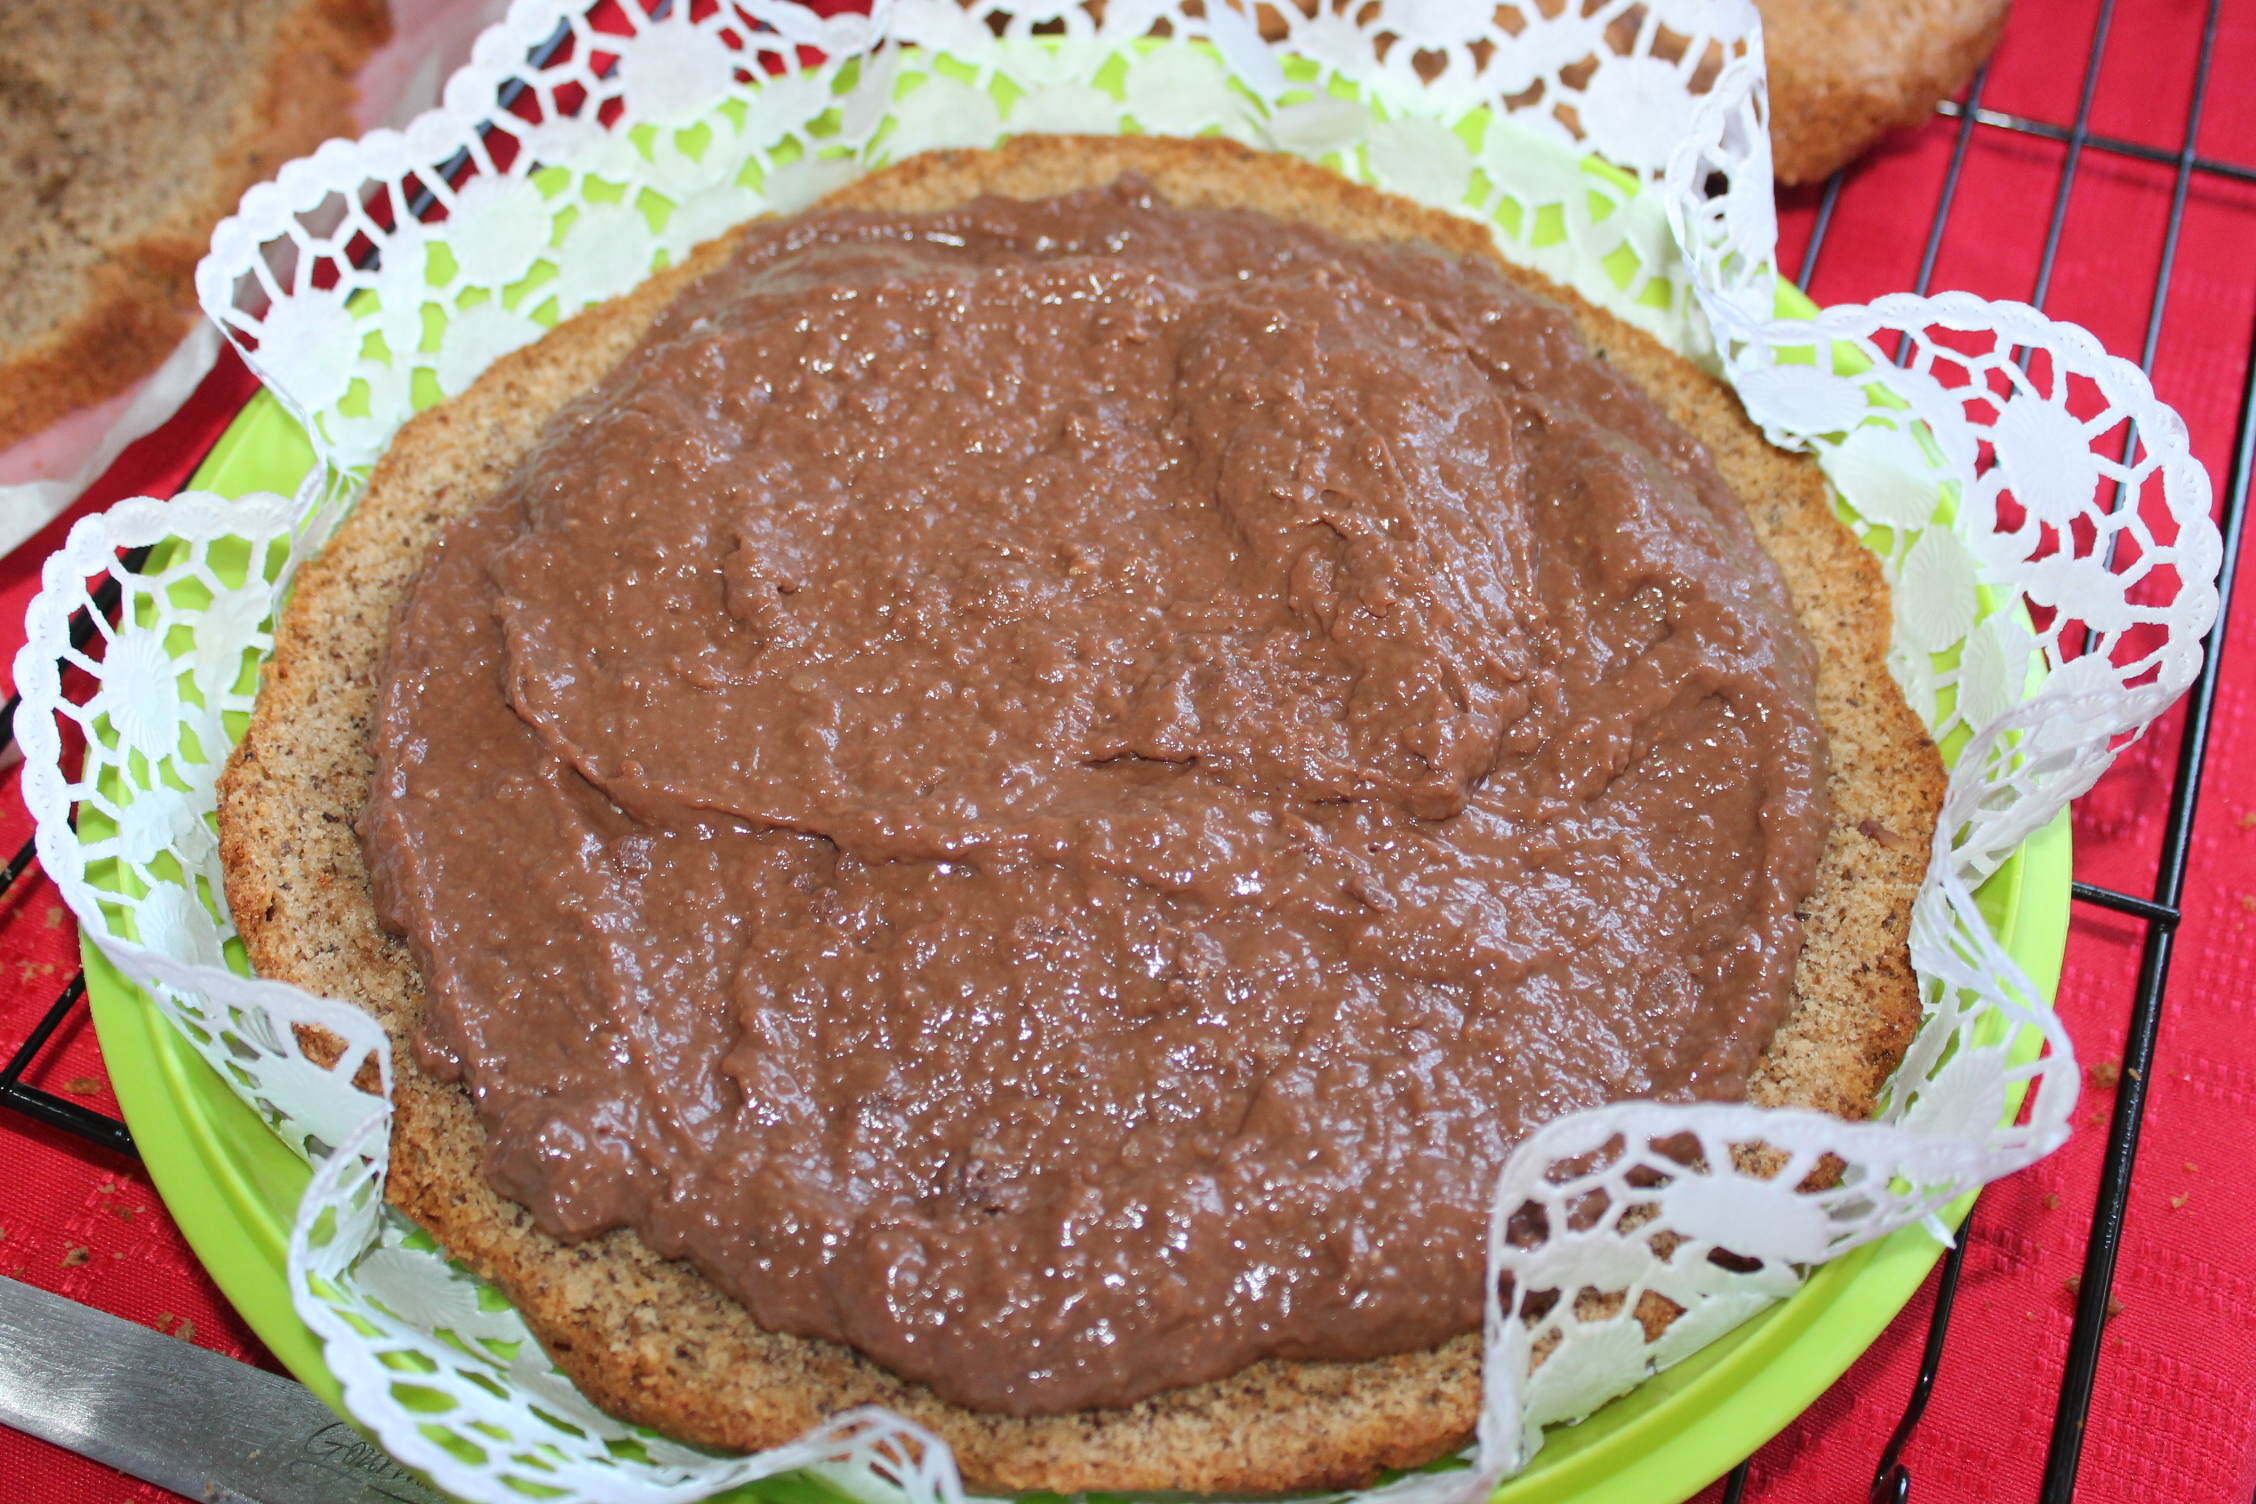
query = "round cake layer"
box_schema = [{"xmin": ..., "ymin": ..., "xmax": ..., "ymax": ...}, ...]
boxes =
[{"xmin": 218, "ymin": 134, "xmax": 1944, "ymax": 1492}]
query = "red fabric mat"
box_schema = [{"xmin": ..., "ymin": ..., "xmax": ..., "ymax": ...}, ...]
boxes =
[
  {"xmin": 6, "ymin": 3, "xmax": 2254, "ymax": 1500},
  {"xmin": 1715, "ymin": 2, "xmax": 2256, "ymax": 1500}
]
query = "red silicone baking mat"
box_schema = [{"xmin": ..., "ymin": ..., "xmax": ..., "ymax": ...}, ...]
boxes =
[{"xmin": 5, "ymin": 2, "xmax": 2256, "ymax": 1500}]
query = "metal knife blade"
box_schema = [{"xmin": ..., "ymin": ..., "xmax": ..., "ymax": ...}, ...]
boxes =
[{"xmin": 0, "ymin": 1275, "xmax": 451, "ymax": 1504}]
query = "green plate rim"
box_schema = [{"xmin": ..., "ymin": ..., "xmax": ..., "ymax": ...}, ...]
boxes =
[{"xmin": 86, "ymin": 386, "xmax": 2073, "ymax": 1504}]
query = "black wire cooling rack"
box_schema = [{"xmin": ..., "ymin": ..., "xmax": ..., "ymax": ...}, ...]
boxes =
[
  {"xmin": 1728, "ymin": 2, "xmax": 2253, "ymax": 1500},
  {"xmin": 3, "ymin": 4, "xmax": 2251, "ymax": 1501}
]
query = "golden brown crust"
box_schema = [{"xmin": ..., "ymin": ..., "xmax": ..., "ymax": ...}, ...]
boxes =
[
  {"xmin": 0, "ymin": 0, "xmax": 389, "ymax": 450},
  {"xmin": 1761, "ymin": 0, "xmax": 2011, "ymax": 185},
  {"xmin": 218, "ymin": 133, "xmax": 1943, "ymax": 1492},
  {"xmin": 0, "ymin": 256, "xmax": 194, "ymax": 453}
]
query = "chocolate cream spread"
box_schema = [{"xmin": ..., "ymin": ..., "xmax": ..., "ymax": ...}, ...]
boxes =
[{"xmin": 363, "ymin": 177, "xmax": 1830, "ymax": 1417}]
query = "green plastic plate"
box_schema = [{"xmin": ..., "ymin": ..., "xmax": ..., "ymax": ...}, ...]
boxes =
[{"xmin": 86, "ymin": 388, "xmax": 2073, "ymax": 1504}]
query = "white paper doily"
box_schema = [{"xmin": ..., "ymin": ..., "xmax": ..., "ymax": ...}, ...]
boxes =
[{"xmin": 19, "ymin": 3, "xmax": 2220, "ymax": 1502}]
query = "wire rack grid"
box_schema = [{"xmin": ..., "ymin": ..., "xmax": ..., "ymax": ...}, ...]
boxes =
[
  {"xmin": 2, "ymin": 5, "xmax": 2251, "ymax": 1502},
  {"xmin": 1726, "ymin": 2, "xmax": 2253, "ymax": 1499}
]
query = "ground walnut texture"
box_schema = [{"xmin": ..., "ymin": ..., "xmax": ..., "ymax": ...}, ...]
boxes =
[
  {"xmin": 217, "ymin": 135, "xmax": 1944, "ymax": 1493},
  {"xmin": 0, "ymin": 0, "xmax": 388, "ymax": 449}
]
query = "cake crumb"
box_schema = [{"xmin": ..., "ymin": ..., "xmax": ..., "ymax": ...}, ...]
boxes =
[
  {"xmin": 173, "ymin": 1318, "xmax": 196, "ymax": 1344},
  {"xmin": 2170, "ymin": 1194, "xmax": 2187, "ymax": 1210},
  {"xmin": 2089, "ymin": 1059, "xmax": 2121, "ymax": 1090},
  {"xmin": 62, "ymin": 1246, "xmax": 88, "ymax": 1267},
  {"xmin": 1857, "ymin": 818, "xmax": 1909, "ymax": 850},
  {"xmin": 2044, "ymin": 1194, "xmax": 2061, "ymax": 1210},
  {"xmin": 2063, "ymin": 1276, "xmax": 2124, "ymax": 1320},
  {"xmin": 62, "ymin": 1076, "xmax": 100, "ymax": 1095}
]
